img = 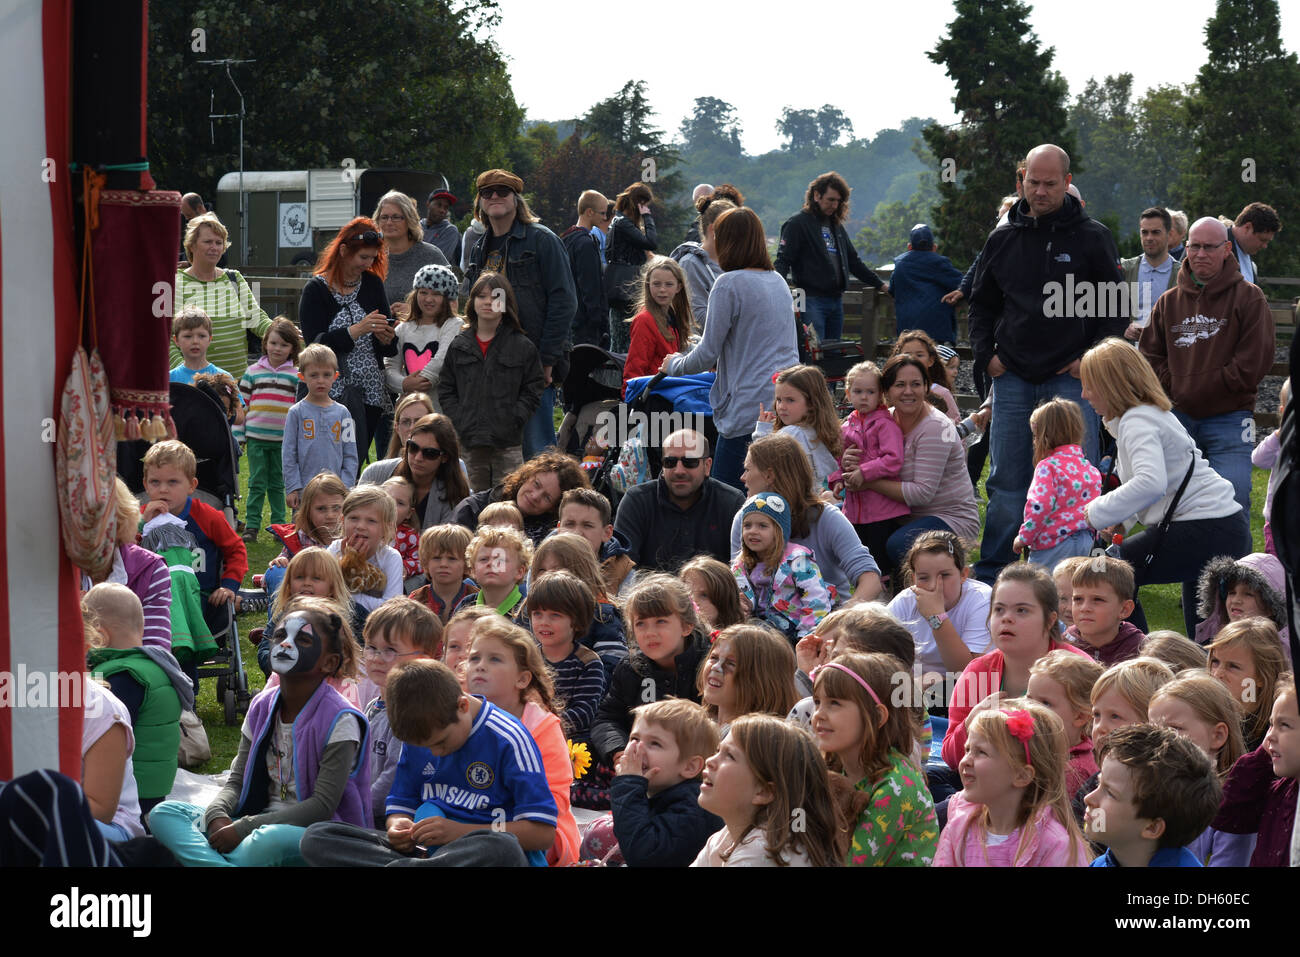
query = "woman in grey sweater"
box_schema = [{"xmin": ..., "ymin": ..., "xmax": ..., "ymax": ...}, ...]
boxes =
[{"xmin": 663, "ymin": 207, "xmax": 799, "ymax": 490}]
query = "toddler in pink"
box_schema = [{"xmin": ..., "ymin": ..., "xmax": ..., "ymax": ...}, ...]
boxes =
[{"xmin": 1013, "ymin": 399, "xmax": 1101, "ymax": 568}]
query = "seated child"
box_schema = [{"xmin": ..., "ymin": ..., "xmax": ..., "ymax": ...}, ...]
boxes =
[
  {"xmin": 259, "ymin": 546, "xmax": 353, "ymax": 679},
  {"xmin": 1067, "ymin": 556, "xmax": 1144, "ymax": 666},
  {"xmin": 1026, "ymin": 649, "xmax": 1104, "ymax": 798},
  {"xmin": 937, "ymin": 698, "xmax": 1091, "ymax": 866},
  {"xmin": 580, "ymin": 699, "xmax": 723, "ymax": 867},
  {"xmin": 299, "ymin": 658, "xmax": 557, "ymax": 868},
  {"xmin": 328, "ymin": 484, "xmax": 403, "ymax": 629},
  {"xmin": 457, "ymin": 524, "xmax": 531, "ymax": 619},
  {"xmin": 525, "ymin": 571, "xmax": 606, "ymax": 744},
  {"xmin": 1251, "ymin": 377, "xmax": 1289, "ymax": 556},
  {"xmin": 699, "ymin": 624, "xmax": 798, "ymax": 733},
  {"xmin": 83, "ymin": 584, "xmax": 189, "ymax": 820},
  {"xmin": 1084, "ymin": 723, "xmax": 1221, "ymax": 867},
  {"xmin": 731, "ymin": 492, "xmax": 833, "ymax": 643},
  {"xmin": 283, "ymin": 343, "xmax": 359, "ymax": 501},
  {"xmin": 1148, "ymin": 670, "xmax": 1252, "ymax": 866},
  {"xmin": 531, "ymin": 533, "xmax": 626, "ymax": 668},
  {"xmin": 477, "ymin": 500, "xmax": 525, "ymax": 532},
  {"xmin": 679, "ymin": 556, "xmax": 745, "ymax": 636},
  {"xmin": 141, "ymin": 440, "xmax": 248, "ymax": 681},
  {"xmin": 359, "ymin": 598, "xmax": 442, "ymax": 828},
  {"xmin": 1141, "ymin": 630, "xmax": 1209, "ymax": 674},
  {"xmin": 262, "ymin": 471, "xmax": 347, "ymax": 621},
  {"xmin": 1052, "ymin": 556, "xmax": 1087, "ymax": 637},
  {"xmin": 441, "ymin": 605, "xmax": 496, "ymax": 685},
  {"xmin": 381, "ymin": 476, "xmax": 423, "ymax": 586},
  {"xmin": 692, "ymin": 713, "xmax": 846, "ymax": 866},
  {"xmin": 409, "ymin": 524, "xmax": 478, "ymax": 622},
  {"xmin": 150, "ymin": 598, "xmax": 371, "ymax": 865},
  {"xmin": 1072, "ymin": 656, "xmax": 1175, "ymax": 824},
  {"xmin": 1207, "ymin": 619, "xmax": 1287, "ymax": 751},
  {"xmin": 753, "ymin": 364, "xmax": 842, "ymax": 495},
  {"xmin": 558, "ymin": 487, "xmax": 636, "ymax": 598},
  {"xmin": 81, "ymin": 667, "xmax": 146, "ymax": 842},
  {"xmin": 1195, "ymin": 553, "xmax": 1292, "ymax": 666},
  {"xmin": 1211, "ymin": 672, "xmax": 1299, "ymax": 867}
]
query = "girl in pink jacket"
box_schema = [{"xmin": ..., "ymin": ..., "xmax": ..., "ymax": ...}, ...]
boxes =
[
  {"xmin": 829, "ymin": 362, "xmax": 909, "ymax": 581},
  {"xmin": 936, "ymin": 699, "xmax": 1091, "ymax": 866},
  {"xmin": 1012, "ymin": 398, "xmax": 1102, "ymax": 569}
]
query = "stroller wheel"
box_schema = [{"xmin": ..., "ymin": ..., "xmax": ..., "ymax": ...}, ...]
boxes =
[
  {"xmin": 216, "ymin": 674, "xmax": 227, "ymax": 702},
  {"xmin": 223, "ymin": 688, "xmax": 238, "ymax": 725}
]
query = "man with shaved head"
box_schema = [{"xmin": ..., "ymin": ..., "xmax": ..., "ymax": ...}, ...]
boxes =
[
  {"xmin": 562, "ymin": 189, "xmax": 611, "ymax": 348},
  {"xmin": 1139, "ymin": 216, "xmax": 1275, "ymax": 512},
  {"xmin": 682, "ymin": 184, "xmax": 716, "ymax": 245},
  {"xmin": 968, "ymin": 143, "xmax": 1127, "ymax": 584}
]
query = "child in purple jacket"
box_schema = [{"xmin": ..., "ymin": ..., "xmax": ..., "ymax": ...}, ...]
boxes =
[{"xmin": 829, "ymin": 362, "xmax": 909, "ymax": 582}]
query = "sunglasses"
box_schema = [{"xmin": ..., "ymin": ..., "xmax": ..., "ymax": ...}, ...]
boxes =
[
  {"xmin": 479, "ymin": 186, "xmax": 514, "ymax": 199},
  {"xmin": 345, "ymin": 230, "xmax": 383, "ymax": 246},
  {"xmin": 406, "ymin": 440, "xmax": 444, "ymax": 461},
  {"xmin": 661, "ymin": 456, "xmax": 703, "ymax": 469}
]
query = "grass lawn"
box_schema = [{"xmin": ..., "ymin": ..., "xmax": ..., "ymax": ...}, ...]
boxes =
[{"xmin": 190, "ymin": 452, "xmax": 1272, "ymax": 772}]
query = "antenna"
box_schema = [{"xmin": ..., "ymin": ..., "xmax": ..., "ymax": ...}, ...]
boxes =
[{"xmin": 200, "ymin": 58, "xmax": 256, "ymax": 265}]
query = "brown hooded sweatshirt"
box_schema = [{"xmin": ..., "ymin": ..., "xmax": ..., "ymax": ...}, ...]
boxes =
[{"xmin": 1139, "ymin": 254, "xmax": 1275, "ymax": 418}]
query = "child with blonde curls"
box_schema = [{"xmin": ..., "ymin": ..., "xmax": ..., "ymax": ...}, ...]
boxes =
[
  {"xmin": 1207, "ymin": 619, "xmax": 1288, "ymax": 751},
  {"xmin": 937, "ymin": 698, "xmax": 1090, "ymax": 866},
  {"xmin": 754, "ymin": 364, "xmax": 844, "ymax": 495},
  {"xmin": 811, "ymin": 651, "xmax": 938, "ymax": 866},
  {"xmin": 698, "ymin": 625, "xmax": 798, "ymax": 732},
  {"xmin": 1148, "ymin": 670, "xmax": 1251, "ymax": 866},
  {"xmin": 693, "ymin": 713, "xmax": 847, "ymax": 867},
  {"xmin": 464, "ymin": 616, "xmax": 580, "ymax": 866}
]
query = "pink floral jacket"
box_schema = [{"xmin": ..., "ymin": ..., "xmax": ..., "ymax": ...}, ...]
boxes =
[{"xmin": 1018, "ymin": 444, "xmax": 1102, "ymax": 552}]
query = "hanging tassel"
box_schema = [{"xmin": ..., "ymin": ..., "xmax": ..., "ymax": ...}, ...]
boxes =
[
  {"xmin": 125, "ymin": 411, "xmax": 140, "ymax": 441},
  {"xmin": 164, "ymin": 410, "xmax": 177, "ymax": 440},
  {"xmin": 138, "ymin": 413, "xmax": 155, "ymax": 443},
  {"xmin": 148, "ymin": 412, "xmax": 166, "ymax": 443},
  {"xmin": 114, "ymin": 410, "xmax": 127, "ymax": 442}
]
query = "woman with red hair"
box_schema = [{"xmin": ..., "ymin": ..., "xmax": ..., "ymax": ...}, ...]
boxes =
[{"xmin": 298, "ymin": 217, "xmax": 398, "ymax": 464}]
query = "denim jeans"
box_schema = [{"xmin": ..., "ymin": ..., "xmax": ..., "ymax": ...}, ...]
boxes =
[
  {"xmin": 523, "ymin": 385, "xmax": 558, "ymax": 459},
  {"xmin": 710, "ymin": 432, "xmax": 752, "ymax": 492},
  {"xmin": 1028, "ymin": 529, "xmax": 1096, "ymax": 571},
  {"xmin": 975, "ymin": 369, "xmax": 1100, "ymax": 585},
  {"xmin": 886, "ymin": 515, "xmax": 954, "ymax": 568},
  {"xmin": 803, "ymin": 295, "xmax": 845, "ymax": 342},
  {"xmin": 1173, "ymin": 409, "xmax": 1253, "ymax": 514}
]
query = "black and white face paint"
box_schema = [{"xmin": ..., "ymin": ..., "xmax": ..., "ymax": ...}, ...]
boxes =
[{"xmin": 271, "ymin": 612, "xmax": 322, "ymax": 676}]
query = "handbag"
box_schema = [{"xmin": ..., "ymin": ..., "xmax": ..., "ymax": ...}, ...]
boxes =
[
  {"xmin": 1121, "ymin": 455, "xmax": 1197, "ymax": 571},
  {"xmin": 177, "ymin": 709, "xmax": 212, "ymax": 768}
]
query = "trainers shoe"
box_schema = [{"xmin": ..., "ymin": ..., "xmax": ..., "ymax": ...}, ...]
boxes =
[
  {"xmin": 242, "ymin": 528, "xmax": 258, "ymax": 543},
  {"xmin": 237, "ymin": 590, "xmax": 269, "ymax": 613}
]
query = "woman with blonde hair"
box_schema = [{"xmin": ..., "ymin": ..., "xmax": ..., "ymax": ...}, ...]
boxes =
[{"xmin": 1079, "ymin": 337, "xmax": 1248, "ymax": 635}]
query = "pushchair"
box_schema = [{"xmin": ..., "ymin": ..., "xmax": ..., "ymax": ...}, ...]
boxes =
[
  {"xmin": 795, "ymin": 311, "xmax": 864, "ymax": 413},
  {"xmin": 118, "ymin": 382, "xmax": 250, "ymax": 725}
]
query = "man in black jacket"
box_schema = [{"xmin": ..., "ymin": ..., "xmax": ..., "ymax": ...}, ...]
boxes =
[
  {"xmin": 968, "ymin": 144, "xmax": 1127, "ymax": 584},
  {"xmin": 561, "ymin": 189, "xmax": 610, "ymax": 349},
  {"xmin": 774, "ymin": 171, "xmax": 887, "ymax": 342},
  {"xmin": 613, "ymin": 430, "xmax": 743, "ymax": 573}
]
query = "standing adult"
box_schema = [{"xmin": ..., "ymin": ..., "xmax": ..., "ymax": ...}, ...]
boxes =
[
  {"xmin": 561, "ymin": 189, "xmax": 610, "ymax": 349},
  {"xmin": 1139, "ymin": 216, "xmax": 1275, "ymax": 513},
  {"xmin": 774, "ymin": 171, "xmax": 887, "ymax": 342},
  {"xmin": 297, "ymin": 218, "xmax": 397, "ymax": 465},
  {"xmin": 178, "ymin": 192, "xmax": 206, "ymax": 262},
  {"xmin": 682, "ymin": 183, "xmax": 713, "ymax": 244},
  {"xmin": 967, "ymin": 144, "xmax": 1126, "ymax": 584},
  {"xmin": 670, "ymin": 197, "xmax": 735, "ymax": 326},
  {"xmin": 1226, "ymin": 202, "xmax": 1281, "ymax": 286},
  {"xmin": 172, "ymin": 212, "xmax": 271, "ymax": 382},
  {"xmin": 358, "ymin": 413, "xmax": 468, "ymax": 531},
  {"xmin": 604, "ymin": 183, "xmax": 658, "ymax": 354},
  {"xmin": 1168, "ymin": 209, "xmax": 1188, "ymax": 261},
  {"xmin": 660, "ymin": 206, "xmax": 800, "ymax": 490},
  {"xmin": 1121, "ymin": 207, "xmax": 1179, "ymax": 340},
  {"xmin": 841, "ymin": 355, "xmax": 979, "ymax": 567},
  {"xmin": 461, "ymin": 169, "xmax": 577, "ymax": 458},
  {"xmin": 889, "ymin": 224, "xmax": 964, "ymax": 345},
  {"xmin": 734, "ymin": 433, "xmax": 883, "ymax": 603},
  {"xmin": 421, "ymin": 189, "xmax": 462, "ymax": 266},
  {"xmin": 1081, "ymin": 338, "xmax": 1249, "ymax": 636}
]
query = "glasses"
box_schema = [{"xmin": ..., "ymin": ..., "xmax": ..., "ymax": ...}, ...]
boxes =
[
  {"xmin": 377, "ymin": 214, "xmax": 405, "ymax": 223},
  {"xmin": 407, "ymin": 440, "xmax": 444, "ymax": 461},
  {"xmin": 661, "ymin": 456, "xmax": 703, "ymax": 469},
  {"xmin": 345, "ymin": 230, "xmax": 383, "ymax": 246},
  {"xmin": 1186, "ymin": 242, "xmax": 1228, "ymax": 254},
  {"xmin": 479, "ymin": 186, "xmax": 514, "ymax": 199},
  {"xmin": 362, "ymin": 645, "xmax": 421, "ymax": 663}
]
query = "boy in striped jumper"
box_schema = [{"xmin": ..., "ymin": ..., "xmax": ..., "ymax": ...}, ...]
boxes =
[{"xmin": 238, "ymin": 318, "xmax": 303, "ymax": 543}]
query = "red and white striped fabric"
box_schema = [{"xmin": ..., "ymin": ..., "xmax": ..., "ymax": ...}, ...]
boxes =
[{"xmin": 0, "ymin": 0, "xmax": 86, "ymax": 780}]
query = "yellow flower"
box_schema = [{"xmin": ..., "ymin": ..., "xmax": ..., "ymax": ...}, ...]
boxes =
[{"xmin": 568, "ymin": 740, "xmax": 592, "ymax": 780}]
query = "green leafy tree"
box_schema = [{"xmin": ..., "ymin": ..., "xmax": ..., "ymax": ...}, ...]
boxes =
[
  {"xmin": 1068, "ymin": 75, "xmax": 1147, "ymax": 225},
  {"xmin": 525, "ymin": 131, "xmax": 645, "ymax": 230},
  {"xmin": 1134, "ymin": 83, "xmax": 1198, "ymax": 211},
  {"xmin": 148, "ymin": 1, "xmax": 522, "ymax": 205},
  {"xmin": 922, "ymin": 0, "xmax": 1077, "ymax": 266},
  {"xmin": 680, "ymin": 96, "xmax": 744, "ymax": 158},
  {"xmin": 777, "ymin": 105, "xmax": 853, "ymax": 151},
  {"xmin": 855, "ymin": 143, "xmax": 943, "ymax": 266},
  {"xmin": 1184, "ymin": 0, "xmax": 1300, "ymax": 272}
]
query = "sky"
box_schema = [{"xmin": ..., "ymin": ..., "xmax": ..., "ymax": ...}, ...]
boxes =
[{"xmin": 490, "ymin": 0, "xmax": 1300, "ymax": 155}]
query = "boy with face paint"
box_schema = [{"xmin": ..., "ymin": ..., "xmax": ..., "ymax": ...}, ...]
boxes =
[
  {"xmin": 455, "ymin": 525, "xmax": 533, "ymax": 620},
  {"xmin": 149, "ymin": 598, "xmax": 372, "ymax": 865}
]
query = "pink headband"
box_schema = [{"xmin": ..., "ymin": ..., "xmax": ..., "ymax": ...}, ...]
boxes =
[
  {"xmin": 1002, "ymin": 709, "xmax": 1035, "ymax": 766},
  {"xmin": 811, "ymin": 662, "xmax": 882, "ymax": 710}
]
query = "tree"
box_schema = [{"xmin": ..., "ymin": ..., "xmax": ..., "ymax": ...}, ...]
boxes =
[
  {"xmin": 921, "ymin": 0, "xmax": 1077, "ymax": 266},
  {"xmin": 1184, "ymin": 0, "xmax": 1300, "ymax": 273},
  {"xmin": 525, "ymin": 132, "xmax": 645, "ymax": 230},
  {"xmin": 777, "ymin": 105, "xmax": 853, "ymax": 151},
  {"xmin": 855, "ymin": 144, "xmax": 942, "ymax": 266},
  {"xmin": 148, "ymin": 1, "xmax": 522, "ymax": 207},
  {"xmin": 1134, "ymin": 83, "xmax": 1198, "ymax": 210},
  {"xmin": 679, "ymin": 96, "xmax": 743, "ymax": 158},
  {"xmin": 1068, "ymin": 75, "xmax": 1146, "ymax": 226}
]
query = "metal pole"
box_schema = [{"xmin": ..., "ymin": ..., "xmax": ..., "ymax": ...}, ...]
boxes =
[{"xmin": 201, "ymin": 58, "xmax": 255, "ymax": 266}]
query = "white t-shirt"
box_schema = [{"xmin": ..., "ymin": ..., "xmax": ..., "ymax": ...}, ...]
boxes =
[
  {"xmin": 81, "ymin": 679, "xmax": 145, "ymax": 839},
  {"xmin": 241, "ymin": 710, "xmax": 363, "ymax": 811},
  {"xmin": 888, "ymin": 578, "xmax": 992, "ymax": 675},
  {"xmin": 690, "ymin": 826, "xmax": 814, "ymax": 867}
]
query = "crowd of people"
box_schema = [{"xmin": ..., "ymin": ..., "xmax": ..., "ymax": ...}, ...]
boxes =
[{"xmin": 4, "ymin": 142, "xmax": 1297, "ymax": 871}]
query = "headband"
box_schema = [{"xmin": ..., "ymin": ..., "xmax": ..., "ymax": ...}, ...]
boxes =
[
  {"xmin": 1002, "ymin": 709, "xmax": 1035, "ymax": 766},
  {"xmin": 811, "ymin": 662, "xmax": 882, "ymax": 711}
]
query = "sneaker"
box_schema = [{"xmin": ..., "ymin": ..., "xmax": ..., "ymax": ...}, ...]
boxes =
[
  {"xmin": 241, "ymin": 528, "xmax": 258, "ymax": 543},
  {"xmin": 237, "ymin": 590, "xmax": 269, "ymax": 613}
]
